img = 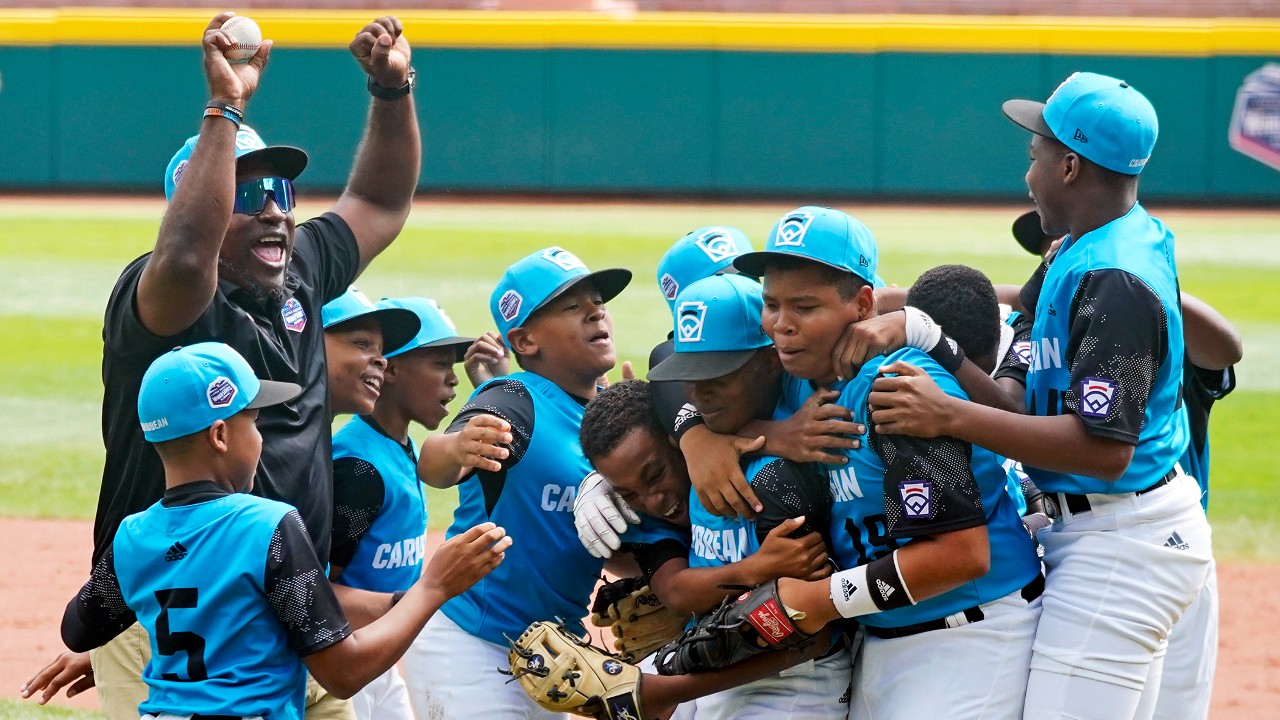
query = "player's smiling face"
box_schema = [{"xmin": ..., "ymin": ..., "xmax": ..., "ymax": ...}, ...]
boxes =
[
  {"xmin": 324, "ymin": 316, "xmax": 386, "ymax": 417},
  {"xmin": 517, "ymin": 282, "xmax": 616, "ymax": 379},
  {"xmin": 1025, "ymin": 135, "xmax": 1071, "ymax": 238},
  {"xmin": 687, "ymin": 349, "xmax": 782, "ymax": 435},
  {"xmin": 386, "ymin": 345, "xmax": 460, "ymax": 431},
  {"xmin": 591, "ymin": 428, "xmax": 691, "ymax": 527},
  {"xmin": 762, "ymin": 264, "xmax": 870, "ymax": 385},
  {"xmin": 218, "ymin": 164, "xmax": 297, "ymax": 300}
]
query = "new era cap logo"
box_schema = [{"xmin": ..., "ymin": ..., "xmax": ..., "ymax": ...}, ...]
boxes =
[
  {"xmin": 541, "ymin": 247, "xmax": 586, "ymax": 272},
  {"xmin": 695, "ymin": 229, "xmax": 740, "ymax": 262},
  {"xmin": 677, "ymin": 301, "xmax": 707, "ymax": 342},
  {"xmin": 660, "ymin": 273, "xmax": 679, "ymax": 300},
  {"xmin": 207, "ymin": 377, "xmax": 238, "ymax": 409},
  {"xmin": 498, "ymin": 290, "xmax": 523, "ymax": 323},
  {"xmin": 900, "ymin": 480, "xmax": 934, "ymax": 518},
  {"xmin": 1074, "ymin": 129, "xmax": 1089, "ymax": 143},
  {"xmin": 1079, "ymin": 377, "xmax": 1117, "ymax": 418},
  {"xmin": 774, "ymin": 211, "xmax": 814, "ymax": 247}
]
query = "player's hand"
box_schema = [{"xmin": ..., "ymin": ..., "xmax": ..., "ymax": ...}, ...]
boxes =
[
  {"xmin": 421, "ymin": 522, "xmax": 511, "ymax": 601},
  {"xmin": 448, "ymin": 415, "xmax": 512, "ymax": 473},
  {"xmin": 679, "ymin": 425, "xmax": 764, "ymax": 518},
  {"xmin": 463, "ymin": 332, "xmax": 509, "ymax": 389},
  {"xmin": 350, "ymin": 16, "xmax": 411, "ymax": 89},
  {"xmin": 20, "ymin": 650, "xmax": 94, "ymax": 705},
  {"xmin": 574, "ymin": 471, "xmax": 641, "ymax": 559},
  {"xmin": 867, "ymin": 360, "xmax": 957, "ymax": 438},
  {"xmin": 767, "ymin": 389, "xmax": 864, "ymax": 464},
  {"xmin": 832, "ymin": 310, "xmax": 907, "ymax": 381},
  {"xmin": 748, "ymin": 518, "xmax": 830, "ymax": 585},
  {"xmin": 202, "ymin": 12, "xmax": 270, "ymax": 107}
]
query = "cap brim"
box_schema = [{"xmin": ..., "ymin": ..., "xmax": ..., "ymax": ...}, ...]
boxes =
[
  {"xmin": 648, "ymin": 349, "xmax": 758, "ymax": 383},
  {"xmin": 733, "ymin": 251, "xmax": 844, "ymax": 279},
  {"xmin": 532, "ymin": 268, "xmax": 633, "ymax": 316},
  {"xmin": 1011, "ymin": 210, "xmax": 1048, "ymax": 256},
  {"xmin": 1002, "ymin": 99, "xmax": 1056, "ymax": 140},
  {"xmin": 372, "ymin": 308, "xmax": 422, "ymax": 356},
  {"xmin": 238, "ymin": 146, "xmax": 309, "ymax": 181},
  {"xmin": 246, "ymin": 380, "xmax": 303, "ymax": 410},
  {"xmin": 389, "ymin": 336, "xmax": 477, "ymax": 362}
]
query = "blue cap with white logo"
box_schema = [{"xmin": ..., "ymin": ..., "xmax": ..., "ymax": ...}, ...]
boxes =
[
  {"xmin": 648, "ymin": 275, "xmax": 772, "ymax": 382},
  {"xmin": 378, "ymin": 297, "xmax": 476, "ymax": 361},
  {"xmin": 138, "ymin": 342, "xmax": 301, "ymax": 443},
  {"xmin": 490, "ymin": 246, "xmax": 632, "ymax": 347},
  {"xmin": 321, "ymin": 287, "xmax": 421, "ymax": 356},
  {"xmin": 165, "ymin": 125, "xmax": 309, "ymax": 201},
  {"xmin": 1003, "ymin": 72, "xmax": 1158, "ymax": 175},
  {"xmin": 733, "ymin": 206, "xmax": 878, "ymax": 285},
  {"xmin": 656, "ymin": 227, "xmax": 755, "ymax": 314}
]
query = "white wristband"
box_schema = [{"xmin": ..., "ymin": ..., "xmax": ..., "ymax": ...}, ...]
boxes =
[
  {"xmin": 829, "ymin": 565, "xmax": 879, "ymax": 619},
  {"xmin": 902, "ymin": 306, "xmax": 942, "ymax": 353}
]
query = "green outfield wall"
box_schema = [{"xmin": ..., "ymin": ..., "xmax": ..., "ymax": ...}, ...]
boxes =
[{"xmin": 1, "ymin": 11, "xmax": 1278, "ymax": 201}]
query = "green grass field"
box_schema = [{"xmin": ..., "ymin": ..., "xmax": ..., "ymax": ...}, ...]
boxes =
[{"xmin": 1, "ymin": 198, "xmax": 1277, "ymax": 565}]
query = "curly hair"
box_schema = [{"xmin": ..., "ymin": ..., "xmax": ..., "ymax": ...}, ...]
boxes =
[
  {"xmin": 580, "ymin": 380, "xmax": 666, "ymax": 462},
  {"xmin": 906, "ymin": 264, "xmax": 1000, "ymax": 359}
]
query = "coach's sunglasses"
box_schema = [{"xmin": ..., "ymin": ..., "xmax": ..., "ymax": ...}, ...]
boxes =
[{"xmin": 233, "ymin": 176, "xmax": 296, "ymax": 215}]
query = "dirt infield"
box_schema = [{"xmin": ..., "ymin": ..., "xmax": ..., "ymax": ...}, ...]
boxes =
[{"xmin": 4, "ymin": 518, "xmax": 1278, "ymax": 718}]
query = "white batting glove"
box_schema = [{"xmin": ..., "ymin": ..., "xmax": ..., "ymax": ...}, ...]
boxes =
[{"xmin": 574, "ymin": 471, "xmax": 641, "ymax": 559}]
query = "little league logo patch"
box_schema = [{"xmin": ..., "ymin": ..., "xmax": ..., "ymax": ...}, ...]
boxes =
[
  {"xmin": 206, "ymin": 377, "xmax": 238, "ymax": 409},
  {"xmin": 660, "ymin": 273, "xmax": 679, "ymax": 300},
  {"xmin": 541, "ymin": 247, "xmax": 587, "ymax": 272},
  {"xmin": 171, "ymin": 159, "xmax": 189, "ymax": 188},
  {"xmin": 281, "ymin": 298, "xmax": 307, "ymax": 333},
  {"xmin": 498, "ymin": 290, "xmax": 523, "ymax": 322},
  {"xmin": 774, "ymin": 211, "xmax": 814, "ymax": 247},
  {"xmin": 695, "ymin": 229, "xmax": 740, "ymax": 262},
  {"xmin": 1013, "ymin": 340, "xmax": 1032, "ymax": 365},
  {"xmin": 602, "ymin": 659, "xmax": 624, "ymax": 676},
  {"xmin": 1079, "ymin": 377, "xmax": 1117, "ymax": 418},
  {"xmin": 676, "ymin": 301, "xmax": 708, "ymax": 342},
  {"xmin": 899, "ymin": 480, "xmax": 934, "ymax": 519}
]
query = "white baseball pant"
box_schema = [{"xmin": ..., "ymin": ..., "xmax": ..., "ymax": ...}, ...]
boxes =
[{"xmin": 1151, "ymin": 557, "xmax": 1218, "ymax": 720}]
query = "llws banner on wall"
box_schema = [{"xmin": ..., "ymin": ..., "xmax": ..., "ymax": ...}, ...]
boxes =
[{"xmin": 1230, "ymin": 63, "xmax": 1280, "ymax": 172}]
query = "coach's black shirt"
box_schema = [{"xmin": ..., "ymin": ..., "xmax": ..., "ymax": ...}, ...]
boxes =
[{"xmin": 95, "ymin": 213, "xmax": 360, "ymax": 566}]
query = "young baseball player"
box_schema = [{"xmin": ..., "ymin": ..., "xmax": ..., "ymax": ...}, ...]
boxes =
[
  {"xmin": 26, "ymin": 343, "xmax": 509, "ymax": 719},
  {"xmin": 855, "ymin": 73, "xmax": 1213, "ymax": 719},
  {"xmin": 727, "ymin": 206, "xmax": 1042, "ymax": 719},
  {"xmin": 410, "ymin": 246, "xmax": 641, "ymax": 719},
  {"xmin": 322, "ymin": 287, "xmax": 421, "ymax": 417},
  {"xmin": 329, "ymin": 297, "xmax": 474, "ymax": 720}
]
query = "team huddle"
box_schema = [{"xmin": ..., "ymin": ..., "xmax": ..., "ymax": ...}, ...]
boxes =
[{"xmin": 19, "ymin": 11, "xmax": 1242, "ymax": 720}]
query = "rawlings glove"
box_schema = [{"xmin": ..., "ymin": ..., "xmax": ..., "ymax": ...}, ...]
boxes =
[
  {"xmin": 590, "ymin": 576, "xmax": 688, "ymax": 662},
  {"xmin": 653, "ymin": 579, "xmax": 815, "ymax": 675},
  {"xmin": 507, "ymin": 620, "xmax": 645, "ymax": 720},
  {"xmin": 575, "ymin": 471, "xmax": 641, "ymax": 558}
]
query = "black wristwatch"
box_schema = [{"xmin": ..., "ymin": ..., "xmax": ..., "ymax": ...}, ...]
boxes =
[{"xmin": 368, "ymin": 67, "xmax": 415, "ymax": 100}]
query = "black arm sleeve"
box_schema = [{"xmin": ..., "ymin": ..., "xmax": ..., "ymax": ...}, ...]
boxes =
[
  {"xmin": 330, "ymin": 458, "xmax": 386, "ymax": 571},
  {"xmin": 444, "ymin": 380, "xmax": 536, "ymax": 515},
  {"xmin": 994, "ymin": 313, "xmax": 1033, "ymax": 385},
  {"xmin": 1063, "ymin": 269, "xmax": 1168, "ymax": 444},
  {"xmin": 752, "ymin": 460, "xmax": 832, "ymax": 548},
  {"xmin": 265, "ymin": 511, "xmax": 352, "ymax": 656},
  {"xmin": 621, "ymin": 539, "xmax": 689, "ymax": 580},
  {"xmin": 61, "ymin": 547, "xmax": 137, "ymax": 652},
  {"xmin": 871, "ymin": 429, "xmax": 986, "ymax": 540}
]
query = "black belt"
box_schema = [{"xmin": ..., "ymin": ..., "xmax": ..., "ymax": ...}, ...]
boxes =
[
  {"xmin": 862, "ymin": 574, "xmax": 1044, "ymax": 640},
  {"xmin": 1060, "ymin": 467, "xmax": 1177, "ymax": 516}
]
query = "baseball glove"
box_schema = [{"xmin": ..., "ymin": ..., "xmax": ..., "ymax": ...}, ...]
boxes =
[
  {"xmin": 590, "ymin": 576, "xmax": 688, "ymax": 662},
  {"xmin": 508, "ymin": 620, "xmax": 645, "ymax": 720},
  {"xmin": 653, "ymin": 580, "xmax": 815, "ymax": 675}
]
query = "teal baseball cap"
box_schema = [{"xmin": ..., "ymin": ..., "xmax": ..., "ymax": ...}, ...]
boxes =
[
  {"xmin": 379, "ymin": 297, "xmax": 475, "ymax": 361},
  {"xmin": 490, "ymin": 246, "xmax": 632, "ymax": 347},
  {"xmin": 1003, "ymin": 71, "xmax": 1158, "ymax": 175},
  {"xmin": 656, "ymin": 227, "xmax": 755, "ymax": 314},
  {"xmin": 733, "ymin": 206, "xmax": 878, "ymax": 285},
  {"xmin": 138, "ymin": 342, "xmax": 301, "ymax": 443},
  {"xmin": 165, "ymin": 125, "xmax": 308, "ymax": 201},
  {"xmin": 322, "ymin": 288, "xmax": 421, "ymax": 356},
  {"xmin": 648, "ymin": 275, "xmax": 772, "ymax": 382}
]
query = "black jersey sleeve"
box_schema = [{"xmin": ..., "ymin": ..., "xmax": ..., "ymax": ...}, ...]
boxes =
[
  {"xmin": 1019, "ymin": 260, "xmax": 1048, "ymax": 316},
  {"xmin": 1062, "ymin": 269, "xmax": 1168, "ymax": 445},
  {"xmin": 61, "ymin": 547, "xmax": 137, "ymax": 652},
  {"xmin": 994, "ymin": 313, "xmax": 1033, "ymax": 385},
  {"xmin": 752, "ymin": 459, "xmax": 832, "ymax": 546},
  {"xmin": 620, "ymin": 539, "xmax": 689, "ymax": 579},
  {"xmin": 265, "ymin": 511, "xmax": 352, "ymax": 656},
  {"xmin": 292, "ymin": 212, "xmax": 362, "ymax": 304},
  {"xmin": 445, "ymin": 380, "xmax": 535, "ymax": 471},
  {"xmin": 330, "ymin": 457, "xmax": 386, "ymax": 571},
  {"xmin": 871, "ymin": 429, "xmax": 986, "ymax": 540}
]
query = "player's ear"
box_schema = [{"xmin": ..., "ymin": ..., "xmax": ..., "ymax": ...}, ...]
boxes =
[
  {"xmin": 1062, "ymin": 151, "xmax": 1082, "ymax": 185},
  {"xmin": 207, "ymin": 419, "xmax": 230, "ymax": 454},
  {"xmin": 855, "ymin": 284, "xmax": 876, "ymax": 322},
  {"xmin": 506, "ymin": 327, "xmax": 538, "ymax": 359},
  {"xmin": 382, "ymin": 359, "xmax": 399, "ymax": 384}
]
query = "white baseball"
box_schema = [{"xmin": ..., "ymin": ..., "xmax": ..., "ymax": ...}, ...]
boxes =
[{"xmin": 221, "ymin": 16, "xmax": 262, "ymax": 65}]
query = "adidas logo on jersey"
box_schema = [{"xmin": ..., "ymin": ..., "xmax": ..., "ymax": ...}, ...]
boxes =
[
  {"xmin": 877, "ymin": 578, "xmax": 896, "ymax": 602},
  {"xmin": 164, "ymin": 541, "xmax": 188, "ymax": 562},
  {"xmin": 840, "ymin": 578, "xmax": 857, "ymax": 601},
  {"xmin": 1164, "ymin": 531, "xmax": 1190, "ymax": 551}
]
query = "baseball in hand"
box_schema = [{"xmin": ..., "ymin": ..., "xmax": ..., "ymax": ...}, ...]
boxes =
[{"xmin": 221, "ymin": 15, "xmax": 262, "ymax": 64}]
